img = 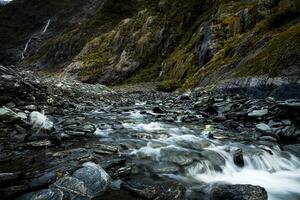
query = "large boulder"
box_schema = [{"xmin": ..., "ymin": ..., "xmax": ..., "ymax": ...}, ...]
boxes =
[
  {"xmin": 30, "ymin": 111, "xmax": 53, "ymax": 131},
  {"xmin": 73, "ymin": 162, "xmax": 110, "ymax": 197},
  {"xmin": 211, "ymin": 184, "xmax": 267, "ymax": 200}
]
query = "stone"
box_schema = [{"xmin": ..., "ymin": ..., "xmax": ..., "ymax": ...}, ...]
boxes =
[
  {"xmin": 152, "ymin": 106, "xmax": 166, "ymax": 113},
  {"xmin": 256, "ymin": 123, "xmax": 272, "ymax": 133},
  {"xmin": 30, "ymin": 111, "xmax": 53, "ymax": 131},
  {"xmin": 233, "ymin": 149, "xmax": 244, "ymax": 167},
  {"xmin": 24, "ymin": 105, "xmax": 37, "ymax": 111},
  {"xmin": 211, "ymin": 184, "xmax": 268, "ymax": 200},
  {"xmin": 160, "ymin": 148, "xmax": 194, "ymax": 166},
  {"xmin": 0, "ymin": 106, "xmax": 20, "ymax": 123},
  {"xmin": 16, "ymin": 188, "xmax": 63, "ymax": 200},
  {"xmin": 54, "ymin": 176, "xmax": 89, "ymax": 198},
  {"xmin": 248, "ymin": 109, "xmax": 268, "ymax": 117},
  {"xmin": 284, "ymin": 144, "xmax": 300, "ymax": 158},
  {"xmin": 72, "ymin": 162, "xmax": 110, "ymax": 198}
]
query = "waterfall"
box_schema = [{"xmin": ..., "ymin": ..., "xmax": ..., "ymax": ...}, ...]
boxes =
[
  {"xmin": 42, "ymin": 19, "xmax": 51, "ymax": 34},
  {"xmin": 21, "ymin": 38, "xmax": 31, "ymax": 59}
]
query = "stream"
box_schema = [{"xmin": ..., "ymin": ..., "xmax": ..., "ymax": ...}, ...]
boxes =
[{"xmin": 87, "ymin": 100, "xmax": 300, "ymax": 200}]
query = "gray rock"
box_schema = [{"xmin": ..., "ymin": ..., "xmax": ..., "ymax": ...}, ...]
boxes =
[
  {"xmin": 54, "ymin": 176, "xmax": 89, "ymax": 198},
  {"xmin": 73, "ymin": 162, "xmax": 110, "ymax": 198},
  {"xmin": 248, "ymin": 109, "xmax": 268, "ymax": 117},
  {"xmin": 30, "ymin": 111, "xmax": 53, "ymax": 131},
  {"xmin": 0, "ymin": 106, "xmax": 20, "ymax": 123},
  {"xmin": 284, "ymin": 144, "xmax": 300, "ymax": 158},
  {"xmin": 160, "ymin": 148, "xmax": 194, "ymax": 166},
  {"xmin": 233, "ymin": 149, "xmax": 244, "ymax": 167},
  {"xmin": 256, "ymin": 123, "xmax": 272, "ymax": 133},
  {"xmin": 16, "ymin": 188, "xmax": 63, "ymax": 200},
  {"xmin": 24, "ymin": 105, "xmax": 37, "ymax": 111},
  {"xmin": 211, "ymin": 184, "xmax": 267, "ymax": 200}
]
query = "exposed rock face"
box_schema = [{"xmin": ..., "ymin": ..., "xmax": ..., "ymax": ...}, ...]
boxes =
[{"xmin": 1, "ymin": 0, "xmax": 299, "ymax": 89}]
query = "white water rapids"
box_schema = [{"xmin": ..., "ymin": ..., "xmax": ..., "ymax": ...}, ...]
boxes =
[
  {"xmin": 127, "ymin": 122, "xmax": 300, "ymax": 200},
  {"xmin": 91, "ymin": 102, "xmax": 300, "ymax": 200}
]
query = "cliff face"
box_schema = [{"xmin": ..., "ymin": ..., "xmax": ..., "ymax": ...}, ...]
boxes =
[{"xmin": 0, "ymin": 0, "xmax": 299, "ymax": 90}]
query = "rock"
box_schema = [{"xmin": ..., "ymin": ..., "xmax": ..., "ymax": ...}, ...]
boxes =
[
  {"xmin": 177, "ymin": 93, "xmax": 192, "ymax": 101},
  {"xmin": 211, "ymin": 184, "xmax": 268, "ymax": 200},
  {"xmin": 0, "ymin": 185, "xmax": 29, "ymax": 199},
  {"xmin": 54, "ymin": 176, "xmax": 89, "ymax": 198},
  {"xmin": 152, "ymin": 162, "xmax": 180, "ymax": 173},
  {"xmin": 160, "ymin": 148, "xmax": 194, "ymax": 166},
  {"xmin": 152, "ymin": 106, "xmax": 166, "ymax": 113},
  {"xmin": 121, "ymin": 180, "xmax": 186, "ymax": 200},
  {"xmin": 256, "ymin": 123, "xmax": 272, "ymax": 133},
  {"xmin": 0, "ymin": 106, "xmax": 20, "ymax": 123},
  {"xmin": 72, "ymin": 162, "xmax": 110, "ymax": 198},
  {"xmin": 0, "ymin": 172, "xmax": 21, "ymax": 185},
  {"xmin": 16, "ymin": 188, "xmax": 63, "ymax": 200},
  {"xmin": 26, "ymin": 140, "xmax": 52, "ymax": 148},
  {"xmin": 284, "ymin": 144, "xmax": 300, "ymax": 157},
  {"xmin": 259, "ymin": 136, "xmax": 277, "ymax": 142},
  {"xmin": 24, "ymin": 105, "xmax": 37, "ymax": 111},
  {"xmin": 30, "ymin": 111, "xmax": 53, "ymax": 131},
  {"xmin": 233, "ymin": 149, "xmax": 244, "ymax": 167},
  {"xmin": 248, "ymin": 109, "xmax": 268, "ymax": 117}
]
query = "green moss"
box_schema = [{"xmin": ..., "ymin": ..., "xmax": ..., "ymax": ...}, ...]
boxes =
[
  {"xmin": 157, "ymin": 80, "xmax": 182, "ymax": 92},
  {"xmin": 235, "ymin": 24, "xmax": 300, "ymax": 77}
]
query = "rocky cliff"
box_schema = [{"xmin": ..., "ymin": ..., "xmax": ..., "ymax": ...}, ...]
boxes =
[{"xmin": 0, "ymin": 0, "xmax": 299, "ymax": 92}]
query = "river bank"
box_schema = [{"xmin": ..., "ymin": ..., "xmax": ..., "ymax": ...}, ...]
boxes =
[{"xmin": 0, "ymin": 65, "xmax": 299, "ymax": 200}]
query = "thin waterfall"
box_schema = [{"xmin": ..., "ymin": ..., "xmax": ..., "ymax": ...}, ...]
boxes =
[
  {"xmin": 21, "ymin": 38, "xmax": 32, "ymax": 59},
  {"xmin": 42, "ymin": 19, "xmax": 51, "ymax": 34}
]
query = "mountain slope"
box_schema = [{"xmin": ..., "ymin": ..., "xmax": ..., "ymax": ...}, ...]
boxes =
[{"xmin": 0, "ymin": 0, "xmax": 299, "ymax": 91}]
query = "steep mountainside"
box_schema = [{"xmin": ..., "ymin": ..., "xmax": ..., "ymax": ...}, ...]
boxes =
[{"xmin": 0, "ymin": 0, "xmax": 299, "ymax": 91}]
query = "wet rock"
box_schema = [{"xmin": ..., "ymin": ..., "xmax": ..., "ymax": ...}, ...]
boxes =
[
  {"xmin": 26, "ymin": 140, "xmax": 52, "ymax": 148},
  {"xmin": 0, "ymin": 185, "xmax": 29, "ymax": 199},
  {"xmin": 30, "ymin": 111, "xmax": 53, "ymax": 131},
  {"xmin": 211, "ymin": 184, "xmax": 267, "ymax": 200},
  {"xmin": 160, "ymin": 148, "xmax": 194, "ymax": 166},
  {"xmin": 278, "ymin": 125, "xmax": 300, "ymax": 139},
  {"xmin": 284, "ymin": 144, "xmax": 300, "ymax": 158},
  {"xmin": 16, "ymin": 188, "xmax": 63, "ymax": 200},
  {"xmin": 53, "ymin": 176, "xmax": 89, "ymax": 198},
  {"xmin": 0, "ymin": 172, "xmax": 21, "ymax": 185},
  {"xmin": 256, "ymin": 123, "xmax": 272, "ymax": 133},
  {"xmin": 72, "ymin": 162, "xmax": 110, "ymax": 198},
  {"xmin": 24, "ymin": 105, "xmax": 37, "ymax": 111},
  {"xmin": 233, "ymin": 149, "xmax": 244, "ymax": 167},
  {"xmin": 0, "ymin": 106, "xmax": 20, "ymax": 123},
  {"xmin": 259, "ymin": 136, "xmax": 277, "ymax": 142},
  {"xmin": 152, "ymin": 106, "xmax": 166, "ymax": 114},
  {"xmin": 177, "ymin": 93, "xmax": 192, "ymax": 101},
  {"xmin": 121, "ymin": 180, "xmax": 186, "ymax": 200},
  {"xmin": 248, "ymin": 109, "xmax": 268, "ymax": 117},
  {"xmin": 151, "ymin": 162, "xmax": 180, "ymax": 174}
]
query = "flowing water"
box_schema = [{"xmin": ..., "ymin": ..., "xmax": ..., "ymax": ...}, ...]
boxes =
[{"xmin": 88, "ymin": 101, "xmax": 300, "ymax": 200}]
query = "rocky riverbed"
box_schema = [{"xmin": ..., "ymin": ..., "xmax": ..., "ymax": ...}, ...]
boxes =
[{"xmin": 0, "ymin": 65, "xmax": 300, "ymax": 200}]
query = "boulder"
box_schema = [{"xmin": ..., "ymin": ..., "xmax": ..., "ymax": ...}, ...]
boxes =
[
  {"xmin": 72, "ymin": 162, "xmax": 110, "ymax": 198},
  {"xmin": 211, "ymin": 184, "xmax": 267, "ymax": 200},
  {"xmin": 30, "ymin": 111, "xmax": 53, "ymax": 131}
]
